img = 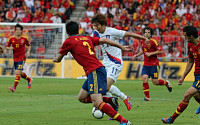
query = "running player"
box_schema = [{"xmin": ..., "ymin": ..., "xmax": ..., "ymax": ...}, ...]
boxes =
[
  {"xmin": 53, "ymin": 21, "xmax": 132, "ymax": 125},
  {"xmin": 6, "ymin": 24, "xmax": 32, "ymax": 92},
  {"xmin": 133, "ymin": 27, "xmax": 172, "ymax": 101},
  {"xmin": 162, "ymin": 26, "xmax": 200, "ymax": 124},
  {"xmin": 91, "ymin": 13, "xmax": 149, "ymax": 111}
]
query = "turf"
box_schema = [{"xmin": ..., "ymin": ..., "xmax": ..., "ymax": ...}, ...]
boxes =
[{"xmin": 0, "ymin": 77, "xmax": 199, "ymax": 125}]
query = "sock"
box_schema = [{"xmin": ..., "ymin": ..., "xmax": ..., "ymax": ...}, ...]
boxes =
[
  {"xmin": 194, "ymin": 96, "xmax": 200, "ymax": 104},
  {"xmin": 13, "ymin": 74, "xmax": 20, "ymax": 89},
  {"xmin": 158, "ymin": 79, "xmax": 169, "ymax": 86},
  {"xmin": 21, "ymin": 72, "xmax": 30, "ymax": 81},
  {"xmin": 109, "ymin": 85, "xmax": 127, "ymax": 100},
  {"xmin": 143, "ymin": 82, "xmax": 149, "ymax": 98},
  {"xmin": 98, "ymin": 102, "xmax": 128, "ymax": 123},
  {"xmin": 171, "ymin": 100, "xmax": 189, "ymax": 121},
  {"xmin": 84, "ymin": 96, "xmax": 115, "ymax": 106},
  {"xmin": 105, "ymin": 92, "xmax": 112, "ymax": 97}
]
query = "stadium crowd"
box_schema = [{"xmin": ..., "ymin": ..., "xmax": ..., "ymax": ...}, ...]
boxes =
[{"xmin": 80, "ymin": 0, "xmax": 200, "ymax": 61}]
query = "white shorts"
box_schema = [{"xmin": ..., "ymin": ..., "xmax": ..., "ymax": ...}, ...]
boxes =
[{"xmin": 105, "ymin": 65, "xmax": 122, "ymax": 83}]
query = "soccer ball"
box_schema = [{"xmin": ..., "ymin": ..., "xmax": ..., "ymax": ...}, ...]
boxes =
[{"xmin": 92, "ymin": 107, "xmax": 105, "ymax": 119}]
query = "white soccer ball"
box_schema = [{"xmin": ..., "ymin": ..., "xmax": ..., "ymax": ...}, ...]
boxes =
[{"xmin": 92, "ymin": 107, "xmax": 105, "ymax": 119}]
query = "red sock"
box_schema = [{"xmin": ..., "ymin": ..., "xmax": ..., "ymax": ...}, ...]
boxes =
[
  {"xmin": 13, "ymin": 74, "xmax": 20, "ymax": 89},
  {"xmin": 171, "ymin": 100, "xmax": 189, "ymax": 121},
  {"xmin": 98, "ymin": 102, "xmax": 128, "ymax": 123},
  {"xmin": 143, "ymin": 82, "xmax": 149, "ymax": 98},
  {"xmin": 21, "ymin": 72, "xmax": 30, "ymax": 81},
  {"xmin": 158, "ymin": 79, "xmax": 169, "ymax": 86}
]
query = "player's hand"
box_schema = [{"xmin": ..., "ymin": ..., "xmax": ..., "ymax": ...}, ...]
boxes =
[
  {"xmin": 145, "ymin": 52, "xmax": 151, "ymax": 57},
  {"xmin": 178, "ymin": 77, "xmax": 184, "ymax": 85},
  {"xmin": 26, "ymin": 52, "xmax": 30, "ymax": 57},
  {"xmin": 122, "ymin": 45, "xmax": 133, "ymax": 51},
  {"xmin": 145, "ymin": 38, "xmax": 150, "ymax": 43},
  {"xmin": 132, "ymin": 55, "xmax": 137, "ymax": 60},
  {"xmin": 53, "ymin": 57, "xmax": 60, "ymax": 63}
]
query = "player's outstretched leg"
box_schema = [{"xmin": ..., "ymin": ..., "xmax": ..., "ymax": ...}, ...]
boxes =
[
  {"xmin": 20, "ymin": 72, "xmax": 32, "ymax": 89},
  {"xmin": 195, "ymin": 105, "xmax": 200, "ymax": 114},
  {"xmin": 161, "ymin": 117, "xmax": 173, "ymax": 124},
  {"xmin": 109, "ymin": 85, "xmax": 132, "ymax": 111},
  {"xmin": 98, "ymin": 102, "xmax": 131, "ymax": 124},
  {"xmin": 9, "ymin": 87, "xmax": 16, "ymax": 93}
]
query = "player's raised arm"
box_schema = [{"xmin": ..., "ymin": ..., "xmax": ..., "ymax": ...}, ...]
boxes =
[
  {"xmin": 124, "ymin": 31, "xmax": 149, "ymax": 42},
  {"xmin": 99, "ymin": 38, "xmax": 133, "ymax": 51}
]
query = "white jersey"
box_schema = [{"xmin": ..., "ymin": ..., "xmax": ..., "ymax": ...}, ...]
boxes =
[{"xmin": 91, "ymin": 27, "xmax": 125, "ymax": 69}]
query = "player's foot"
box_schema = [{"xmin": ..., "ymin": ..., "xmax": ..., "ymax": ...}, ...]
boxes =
[
  {"xmin": 161, "ymin": 117, "xmax": 173, "ymax": 124},
  {"xmin": 120, "ymin": 120, "xmax": 131, "ymax": 125},
  {"xmin": 195, "ymin": 106, "xmax": 200, "ymax": 114},
  {"xmin": 123, "ymin": 96, "xmax": 132, "ymax": 111},
  {"xmin": 110, "ymin": 97, "xmax": 119, "ymax": 111},
  {"xmin": 166, "ymin": 80, "xmax": 172, "ymax": 92},
  {"xmin": 28, "ymin": 78, "xmax": 32, "ymax": 89},
  {"xmin": 144, "ymin": 97, "xmax": 151, "ymax": 101},
  {"xmin": 9, "ymin": 87, "xmax": 15, "ymax": 93}
]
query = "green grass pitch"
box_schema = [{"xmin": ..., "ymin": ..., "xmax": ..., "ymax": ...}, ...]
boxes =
[{"xmin": 0, "ymin": 77, "xmax": 199, "ymax": 125}]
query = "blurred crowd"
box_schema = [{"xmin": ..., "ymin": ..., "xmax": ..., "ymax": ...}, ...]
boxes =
[
  {"xmin": 80, "ymin": 0, "xmax": 200, "ymax": 61},
  {"xmin": 0, "ymin": 0, "xmax": 75, "ymax": 23}
]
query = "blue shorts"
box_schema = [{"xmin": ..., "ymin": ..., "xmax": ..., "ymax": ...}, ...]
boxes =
[
  {"xmin": 141, "ymin": 65, "xmax": 159, "ymax": 79},
  {"xmin": 82, "ymin": 67, "xmax": 107, "ymax": 95},
  {"xmin": 14, "ymin": 61, "xmax": 25, "ymax": 70},
  {"xmin": 192, "ymin": 73, "xmax": 200, "ymax": 92}
]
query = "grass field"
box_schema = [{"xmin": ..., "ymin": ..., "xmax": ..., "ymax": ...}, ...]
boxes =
[{"xmin": 0, "ymin": 77, "xmax": 199, "ymax": 125}]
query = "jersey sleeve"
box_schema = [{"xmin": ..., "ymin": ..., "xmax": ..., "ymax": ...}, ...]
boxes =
[
  {"xmin": 89, "ymin": 36, "xmax": 100, "ymax": 46},
  {"xmin": 59, "ymin": 40, "xmax": 71, "ymax": 55},
  {"xmin": 91, "ymin": 30, "xmax": 100, "ymax": 38},
  {"xmin": 6, "ymin": 37, "xmax": 12, "ymax": 47},
  {"xmin": 25, "ymin": 38, "xmax": 30, "ymax": 46},
  {"xmin": 112, "ymin": 28, "xmax": 125, "ymax": 39},
  {"xmin": 188, "ymin": 43, "xmax": 193, "ymax": 59}
]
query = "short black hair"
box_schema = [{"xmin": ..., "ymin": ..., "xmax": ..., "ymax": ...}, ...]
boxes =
[
  {"xmin": 183, "ymin": 26, "xmax": 198, "ymax": 38},
  {"xmin": 15, "ymin": 23, "xmax": 23, "ymax": 31},
  {"xmin": 66, "ymin": 21, "xmax": 79, "ymax": 36},
  {"xmin": 143, "ymin": 27, "xmax": 153, "ymax": 36},
  {"xmin": 91, "ymin": 13, "xmax": 107, "ymax": 26}
]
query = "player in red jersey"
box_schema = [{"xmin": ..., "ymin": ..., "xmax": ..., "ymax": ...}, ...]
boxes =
[
  {"xmin": 162, "ymin": 26, "xmax": 200, "ymax": 123},
  {"xmin": 6, "ymin": 24, "xmax": 32, "ymax": 93},
  {"xmin": 53, "ymin": 21, "xmax": 132, "ymax": 125},
  {"xmin": 133, "ymin": 27, "xmax": 172, "ymax": 101}
]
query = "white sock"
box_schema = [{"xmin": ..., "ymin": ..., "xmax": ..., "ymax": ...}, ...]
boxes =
[
  {"xmin": 109, "ymin": 85, "xmax": 127, "ymax": 100},
  {"xmin": 105, "ymin": 92, "xmax": 112, "ymax": 97}
]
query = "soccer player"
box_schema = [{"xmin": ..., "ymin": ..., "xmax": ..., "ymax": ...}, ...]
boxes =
[
  {"xmin": 133, "ymin": 27, "xmax": 172, "ymax": 101},
  {"xmin": 6, "ymin": 24, "xmax": 32, "ymax": 93},
  {"xmin": 91, "ymin": 13, "xmax": 149, "ymax": 111},
  {"xmin": 162, "ymin": 26, "xmax": 200, "ymax": 124},
  {"xmin": 53, "ymin": 21, "xmax": 131, "ymax": 125}
]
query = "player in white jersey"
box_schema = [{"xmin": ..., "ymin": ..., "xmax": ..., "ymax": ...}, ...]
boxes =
[{"xmin": 91, "ymin": 14, "xmax": 149, "ymax": 112}]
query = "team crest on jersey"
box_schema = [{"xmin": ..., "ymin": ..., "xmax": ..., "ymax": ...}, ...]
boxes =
[
  {"xmin": 12, "ymin": 40, "xmax": 15, "ymax": 43},
  {"xmin": 21, "ymin": 39, "xmax": 24, "ymax": 44},
  {"xmin": 144, "ymin": 48, "xmax": 147, "ymax": 52}
]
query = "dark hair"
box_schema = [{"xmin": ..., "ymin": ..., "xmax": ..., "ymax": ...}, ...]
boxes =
[
  {"xmin": 183, "ymin": 26, "xmax": 198, "ymax": 38},
  {"xmin": 91, "ymin": 13, "xmax": 107, "ymax": 26},
  {"xmin": 143, "ymin": 27, "xmax": 153, "ymax": 36},
  {"xmin": 66, "ymin": 21, "xmax": 79, "ymax": 35},
  {"xmin": 15, "ymin": 23, "xmax": 23, "ymax": 31}
]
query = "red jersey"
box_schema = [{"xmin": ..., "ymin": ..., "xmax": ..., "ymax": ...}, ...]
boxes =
[
  {"xmin": 59, "ymin": 35, "xmax": 104, "ymax": 76},
  {"xmin": 141, "ymin": 38, "xmax": 160, "ymax": 66},
  {"xmin": 6, "ymin": 36, "xmax": 30, "ymax": 62},
  {"xmin": 188, "ymin": 42, "xmax": 200, "ymax": 74}
]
